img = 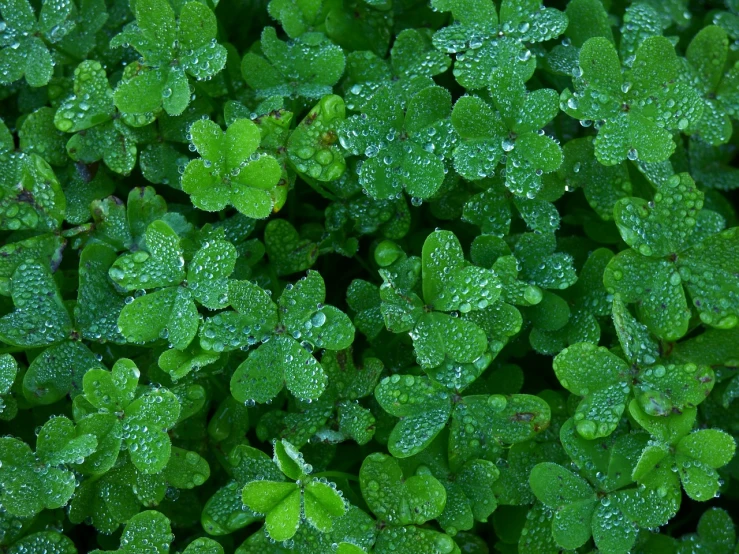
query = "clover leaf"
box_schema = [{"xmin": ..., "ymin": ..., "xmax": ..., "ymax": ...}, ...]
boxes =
[
  {"xmin": 228, "ymin": 270, "xmax": 354, "ymax": 403},
  {"xmin": 75, "ymin": 241, "xmax": 127, "ymax": 343},
  {"xmin": 553, "ymin": 324, "xmax": 714, "ymax": 440},
  {"xmin": 512, "ymin": 231, "xmax": 578, "ymax": 291},
  {"xmin": 374, "ymin": 525, "xmax": 460, "ymax": 554},
  {"xmin": 678, "ymin": 508, "xmax": 738, "ymax": 554},
  {"xmin": 360, "ymin": 452, "xmax": 446, "ymax": 525},
  {"xmin": 0, "ymin": 232, "xmax": 63, "ymax": 296},
  {"xmin": 528, "ymin": 248, "xmax": 614, "ymax": 354},
  {"xmin": 287, "ymin": 94, "xmax": 346, "ymax": 182},
  {"xmin": 0, "ymin": 259, "xmax": 72, "ymax": 347},
  {"xmin": 374, "ymin": 375, "xmax": 452, "ymax": 457},
  {"xmin": 339, "ymin": 85, "xmax": 457, "ymax": 201},
  {"xmin": 241, "ymin": 440, "xmax": 346, "ymax": 541},
  {"xmin": 5, "ymin": 531, "xmax": 78, "ymax": 554},
  {"xmin": 19, "ymin": 107, "xmax": 68, "ymax": 166},
  {"xmin": 258, "ymin": 349, "xmax": 382, "ymax": 447},
  {"xmin": 288, "ymin": 504, "xmax": 376, "ymax": 554},
  {"xmin": 561, "ymin": 36, "xmax": 703, "ymax": 165},
  {"xmin": 431, "ymin": 0, "xmax": 567, "ymax": 89},
  {"xmin": 629, "ymin": 401, "xmax": 736, "ymax": 501},
  {"xmin": 682, "ymin": 26, "xmax": 739, "ymax": 146},
  {"xmin": 0, "ymin": 152, "xmax": 65, "ymax": 231},
  {"xmin": 0, "ymin": 416, "xmax": 96, "ymax": 517},
  {"xmin": 242, "ymin": 27, "xmax": 345, "ymax": 100},
  {"xmin": 531, "ymin": 423, "xmax": 681, "ymax": 554},
  {"xmin": 604, "ymin": 173, "xmax": 739, "ymax": 339},
  {"xmin": 400, "ymin": 433, "xmax": 500, "ymax": 535},
  {"xmin": 342, "ymin": 28, "xmax": 450, "ymax": 110},
  {"xmin": 202, "ymin": 444, "xmax": 283, "ymax": 535},
  {"xmin": 54, "ymin": 60, "xmax": 143, "ymax": 175},
  {"xmin": 375, "ymin": 373, "xmax": 550, "ymax": 461},
  {"xmin": 0, "ymin": 0, "xmax": 74, "ymax": 87},
  {"xmin": 452, "ymin": 70, "xmax": 562, "ymax": 197},
  {"xmin": 236, "ymin": 505, "xmax": 375, "ymax": 554},
  {"xmin": 90, "ymin": 186, "xmax": 170, "ymax": 251},
  {"xmin": 90, "ymin": 510, "xmax": 173, "ymax": 554},
  {"xmin": 82, "ymin": 359, "xmax": 181, "ymax": 473},
  {"xmin": 23, "ymin": 341, "xmax": 105, "ymax": 404},
  {"xmin": 182, "ymin": 118, "xmax": 283, "ymax": 219},
  {"xmin": 113, "ymin": 221, "xmax": 236, "ymax": 351},
  {"xmin": 378, "ymin": 230, "xmax": 503, "ymax": 369},
  {"xmin": 111, "ymin": 0, "xmax": 227, "ymax": 116}
]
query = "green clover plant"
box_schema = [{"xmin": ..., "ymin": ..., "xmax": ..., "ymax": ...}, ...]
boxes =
[
  {"xmin": 226, "ymin": 270, "xmax": 354, "ymax": 403},
  {"xmin": 561, "ymin": 36, "xmax": 703, "ymax": 165},
  {"xmin": 0, "ymin": 0, "xmax": 737, "ymax": 552},
  {"xmin": 110, "ymin": 0, "xmax": 227, "ymax": 116},
  {"xmin": 241, "ymin": 440, "xmax": 346, "ymax": 541}
]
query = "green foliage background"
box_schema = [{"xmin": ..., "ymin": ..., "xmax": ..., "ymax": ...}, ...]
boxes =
[{"xmin": 0, "ymin": 0, "xmax": 739, "ymax": 552}]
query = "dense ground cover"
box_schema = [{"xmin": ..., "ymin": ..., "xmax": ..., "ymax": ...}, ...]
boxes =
[{"xmin": 1, "ymin": 0, "xmax": 739, "ymax": 552}]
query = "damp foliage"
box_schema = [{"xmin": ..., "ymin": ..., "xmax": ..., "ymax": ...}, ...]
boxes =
[{"xmin": 0, "ymin": 0, "xmax": 739, "ymax": 553}]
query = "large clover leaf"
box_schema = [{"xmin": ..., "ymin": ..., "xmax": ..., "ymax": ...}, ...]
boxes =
[
  {"xmin": 182, "ymin": 118, "xmax": 283, "ymax": 219},
  {"xmin": 452, "ymin": 66, "xmax": 562, "ymax": 197},
  {"xmin": 553, "ymin": 303, "xmax": 714, "ymax": 441},
  {"xmin": 339, "ymin": 85, "xmax": 458, "ymax": 201},
  {"xmin": 378, "ymin": 230, "xmax": 504, "ymax": 369},
  {"xmin": 629, "ymin": 401, "xmax": 735, "ymax": 501},
  {"xmin": 111, "ymin": 0, "xmax": 227, "ymax": 116},
  {"xmin": 241, "ymin": 440, "xmax": 346, "ymax": 542},
  {"xmin": 112, "ymin": 221, "xmax": 236, "ymax": 352},
  {"xmin": 81, "ymin": 359, "xmax": 181, "ymax": 473},
  {"xmin": 604, "ymin": 173, "xmax": 739, "ymax": 339},
  {"xmin": 227, "ymin": 270, "xmax": 354, "ymax": 404},
  {"xmin": 561, "ymin": 36, "xmax": 703, "ymax": 165},
  {"xmin": 431, "ymin": 0, "xmax": 567, "ymax": 89},
  {"xmin": 530, "ymin": 422, "xmax": 681, "ymax": 554},
  {"xmin": 0, "ymin": 416, "xmax": 96, "ymax": 517}
]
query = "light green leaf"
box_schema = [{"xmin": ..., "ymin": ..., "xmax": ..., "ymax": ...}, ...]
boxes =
[
  {"xmin": 304, "ymin": 480, "xmax": 346, "ymax": 532},
  {"xmin": 677, "ymin": 429, "xmax": 735, "ymax": 469},
  {"xmin": 242, "ymin": 481, "xmax": 301, "ymax": 541}
]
